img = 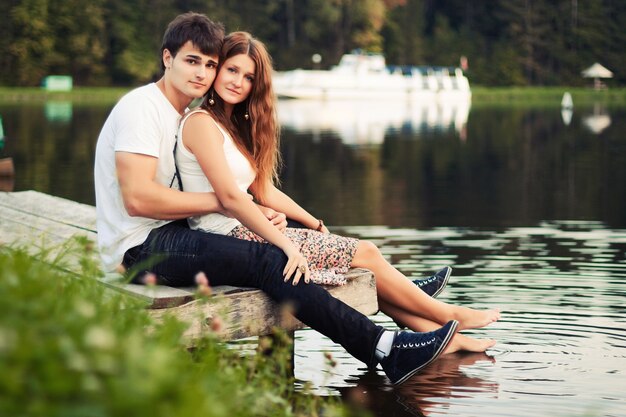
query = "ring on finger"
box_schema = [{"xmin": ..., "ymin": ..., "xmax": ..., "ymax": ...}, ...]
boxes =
[{"xmin": 299, "ymin": 265, "xmax": 306, "ymax": 274}]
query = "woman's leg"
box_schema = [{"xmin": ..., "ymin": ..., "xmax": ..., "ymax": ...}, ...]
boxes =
[
  {"xmin": 351, "ymin": 241, "xmax": 500, "ymax": 331},
  {"xmin": 379, "ymin": 300, "xmax": 496, "ymax": 354},
  {"xmin": 222, "ymin": 225, "xmax": 498, "ymax": 331}
]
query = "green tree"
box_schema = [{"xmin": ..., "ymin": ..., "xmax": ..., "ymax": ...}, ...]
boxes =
[
  {"xmin": 350, "ymin": 0, "xmax": 386, "ymax": 52},
  {"xmin": 498, "ymin": 0, "xmax": 552, "ymax": 84},
  {"xmin": 382, "ymin": 0, "xmax": 425, "ymax": 66},
  {"xmin": 48, "ymin": 0, "xmax": 108, "ymax": 85},
  {"xmin": 103, "ymin": 0, "xmax": 166, "ymax": 84},
  {"xmin": 573, "ymin": 0, "xmax": 624, "ymax": 84},
  {"xmin": 1, "ymin": 0, "xmax": 624, "ymax": 86},
  {"xmin": 5, "ymin": 0, "xmax": 54, "ymax": 86}
]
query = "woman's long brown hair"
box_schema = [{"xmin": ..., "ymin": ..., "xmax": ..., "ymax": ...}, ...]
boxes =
[{"xmin": 201, "ymin": 31, "xmax": 280, "ymax": 203}]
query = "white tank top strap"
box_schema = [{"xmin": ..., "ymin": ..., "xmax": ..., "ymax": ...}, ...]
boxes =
[
  {"xmin": 178, "ymin": 108, "xmax": 210, "ymax": 137},
  {"xmin": 177, "ymin": 108, "xmax": 229, "ymax": 145},
  {"xmin": 182, "ymin": 107, "xmax": 210, "ymax": 121}
]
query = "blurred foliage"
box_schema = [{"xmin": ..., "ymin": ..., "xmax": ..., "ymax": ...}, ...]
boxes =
[
  {"xmin": 0, "ymin": 243, "xmax": 362, "ymax": 417},
  {"xmin": 1, "ymin": 0, "xmax": 624, "ymax": 87}
]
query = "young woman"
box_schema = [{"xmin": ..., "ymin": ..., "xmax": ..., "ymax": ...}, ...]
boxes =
[{"xmin": 176, "ymin": 32, "xmax": 499, "ymax": 353}]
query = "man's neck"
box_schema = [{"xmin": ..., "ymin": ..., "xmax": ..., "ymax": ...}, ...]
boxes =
[{"xmin": 156, "ymin": 78, "xmax": 192, "ymax": 115}]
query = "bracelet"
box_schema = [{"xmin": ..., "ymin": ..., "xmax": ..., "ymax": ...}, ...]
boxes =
[{"xmin": 316, "ymin": 219, "xmax": 324, "ymax": 231}]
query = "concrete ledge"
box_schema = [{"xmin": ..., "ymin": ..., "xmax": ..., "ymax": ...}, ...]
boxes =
[{"xmin": 1, "ymin": 190, "xmax": 378, "ymax": 340}]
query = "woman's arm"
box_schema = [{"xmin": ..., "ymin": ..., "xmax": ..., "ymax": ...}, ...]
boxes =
[
  {"xmin": 182, "ymin": 113, "xmax": 309, "ymax": 283},
  {"xmin": 254, "ymin": 182, "xmax": 329, "ymax": 233}
]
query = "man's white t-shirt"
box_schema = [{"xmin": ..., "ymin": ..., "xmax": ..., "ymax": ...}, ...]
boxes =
[{"xmin": 94, "ymin": 83, "xmax": 181, "ymax": 271}]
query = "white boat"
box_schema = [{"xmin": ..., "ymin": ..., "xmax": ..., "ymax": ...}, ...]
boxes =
[{"xmin": 272, "ymin": 51, "xmax": 471, "ymax": 101}]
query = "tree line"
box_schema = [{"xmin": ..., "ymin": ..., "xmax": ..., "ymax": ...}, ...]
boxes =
[{"xmin": 1, "ymin": 0, "xmax": 624, "ymax": 87}]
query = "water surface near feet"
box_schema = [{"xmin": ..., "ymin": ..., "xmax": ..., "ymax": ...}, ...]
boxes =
[{"xmin": 294, "ymin": 221, "xmax": 626, "ymax": 417}]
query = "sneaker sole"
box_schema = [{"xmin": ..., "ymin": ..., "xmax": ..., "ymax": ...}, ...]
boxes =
[
  {"xmin": 392, "ymin": 320, "xmax": 459, "ymax": 385},
  {"xmin": 431, "ymin": 266, "xmax": 452, "ymax": 298}
]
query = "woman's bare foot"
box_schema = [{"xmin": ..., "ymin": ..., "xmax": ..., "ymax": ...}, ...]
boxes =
[
  {"xmin": 443, "ymin": 333, "xmax": 497, "ymax": 354},
  {"xmin": 453, "ymin": 306, "xmax": 501, "ymax": 330}
]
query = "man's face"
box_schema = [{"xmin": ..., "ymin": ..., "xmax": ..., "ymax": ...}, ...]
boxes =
[{"xmin": 164, "ymin": 41, "xmax": 219, "ymax": 100}]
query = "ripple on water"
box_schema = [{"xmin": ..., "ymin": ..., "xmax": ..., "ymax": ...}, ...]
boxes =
[{"xmin": 293, "ymin": 222, "xmax": 626, "ymax": 416}]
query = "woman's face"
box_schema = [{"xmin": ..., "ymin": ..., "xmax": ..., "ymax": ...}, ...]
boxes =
[{"xmin": 214, "ymin": 53, "xmax": 255, "ymax": 106}]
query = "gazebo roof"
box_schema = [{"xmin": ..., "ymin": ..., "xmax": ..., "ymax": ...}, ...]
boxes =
[{"xmin": 581, "ymin": 63, "xmax": 613, "ymax": 78}]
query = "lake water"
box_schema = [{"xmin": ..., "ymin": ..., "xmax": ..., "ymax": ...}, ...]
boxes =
[{"xmin": 1, "ymin": 97, "xmax": 625, "ymax": 416}]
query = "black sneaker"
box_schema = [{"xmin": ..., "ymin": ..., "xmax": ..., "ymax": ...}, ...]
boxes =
[
  {"xmin": 413, "ymin": 266, "xmax": 452, "ymax": 298},
  {"xmin": 380, "ymin": 320, "xmax": 458, "ymax": 385}
]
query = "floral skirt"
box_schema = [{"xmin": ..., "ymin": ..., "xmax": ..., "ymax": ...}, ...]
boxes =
[{"xmin": 227, "ymin": 226, "xmax": 359, "ymax": 286}]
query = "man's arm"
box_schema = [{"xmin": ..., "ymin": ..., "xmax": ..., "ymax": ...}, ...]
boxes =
[{"xmin": 116, "ymin": 151, "xmax": 223, "ymax": 220}]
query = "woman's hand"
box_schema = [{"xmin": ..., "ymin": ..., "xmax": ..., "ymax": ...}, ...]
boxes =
[{"xmin": 282, "ymin": 245, "xmax": 310, "ymax": 285}]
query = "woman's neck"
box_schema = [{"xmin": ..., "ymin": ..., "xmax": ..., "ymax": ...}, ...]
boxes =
[{"xmin": 223, "ymin": 102, "xmax": 234, "ymax": 119}]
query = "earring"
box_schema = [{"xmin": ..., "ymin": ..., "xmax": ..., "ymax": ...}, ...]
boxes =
[
  {"xmin": 244, "ymin": 110, "xmax": 249, "ymax": 120},
  {"xmin": 208, "ymin": 90, "xmax": 215, "ymax": 106}
]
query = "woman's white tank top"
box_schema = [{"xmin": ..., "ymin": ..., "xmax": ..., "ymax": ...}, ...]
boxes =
[{"xmin": 175, "ymin": 109, "xmax": 255, "ymax": 234}]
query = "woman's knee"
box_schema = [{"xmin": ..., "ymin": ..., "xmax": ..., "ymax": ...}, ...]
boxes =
[
  {"xmin": 353, "ymin": 240, "xmax": 382, "ymax": 267},
  {"xmin": 361, "ymin": 240, "xmax": 381, "ymax": 256}
]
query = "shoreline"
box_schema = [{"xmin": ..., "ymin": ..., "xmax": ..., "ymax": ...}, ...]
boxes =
[
  {"xmin": 471, "ymin": 86, "xmax": 626, "ymax": 107},
  {"xmin": 1, "ymin": 86, "xmax": 625, "ymax": 106}
]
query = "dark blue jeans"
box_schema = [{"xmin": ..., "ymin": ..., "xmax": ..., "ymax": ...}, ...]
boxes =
[{"xmin": 123, "ymin": 220, "xmax": 384, "ymax": 367}]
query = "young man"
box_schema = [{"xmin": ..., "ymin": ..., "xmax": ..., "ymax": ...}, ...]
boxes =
[{"xmin": 94, "ymin": 12, "xmax": 458, "ymax": 385}]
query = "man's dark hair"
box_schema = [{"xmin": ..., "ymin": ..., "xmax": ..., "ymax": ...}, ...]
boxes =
[{"xmin": 160, "ymin": 12, "xmax": 225, "ymax": 72}]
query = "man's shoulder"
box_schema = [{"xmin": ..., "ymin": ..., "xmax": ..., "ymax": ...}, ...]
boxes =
[
  {"xmin": 112, "ymin": 83, "xmax": 174, "ymax": 120},
  {"xmin": 117, "ymin": 83, "xmax": 160, "ymax": 106}
]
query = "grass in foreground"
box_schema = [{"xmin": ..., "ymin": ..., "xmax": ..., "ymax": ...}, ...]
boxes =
[{"xmin": 0, "ymin": 243, "xmax": 365, "ymax": 417}]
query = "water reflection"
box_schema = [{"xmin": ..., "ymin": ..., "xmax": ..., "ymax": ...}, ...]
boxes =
[
  {"xmin": 2, "ymin": 103, "xmax": 625, "ymax": 227},
  {"xmin": 561, "ymin": 102, "xmax": 613, "ymax": 135},
  {"xmin": 582, "ymin": 103, "xmax": 612, "ymax": 134},
  {"xmin": 44, "ymin": 101, "xmax": 73, "ymax": 123},
  {"xmin": 330, "ymin": 353, "xmax": 498, "ymax": 417},
  {"xmin": 295, "ymin": 221, "xmax": 626, "ymax": 416},
  {"xmin": 0, "ymin": 103, "xmax": 109, "ymax": 204},
  {"xmin": 277, "ymin": 97, "xmax": 470, "ymax": 145},
  {"xmin": 560, "ymin": 108, "xmax": 573, "ymax": 126},
  {"xmin": 280, "ymin": 106, "xmax": 626, "ymax": 228}
]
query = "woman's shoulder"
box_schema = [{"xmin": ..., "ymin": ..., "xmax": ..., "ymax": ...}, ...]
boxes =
[
  {"xmin": 182, "ymin": 107, "xmax": 212, "ymax": 123},
  {"xmin": 181, "ymin": 108, "xmax": 225, "ymax": 141},
  {"xmin": 182, "ymin": 108, "xmax": 218, "ymax": 128}
]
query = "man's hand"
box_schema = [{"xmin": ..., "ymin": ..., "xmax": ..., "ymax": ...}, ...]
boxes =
[{"xmin": 257, "ymin": 205, "xmax": 288, "ymax": 232}]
